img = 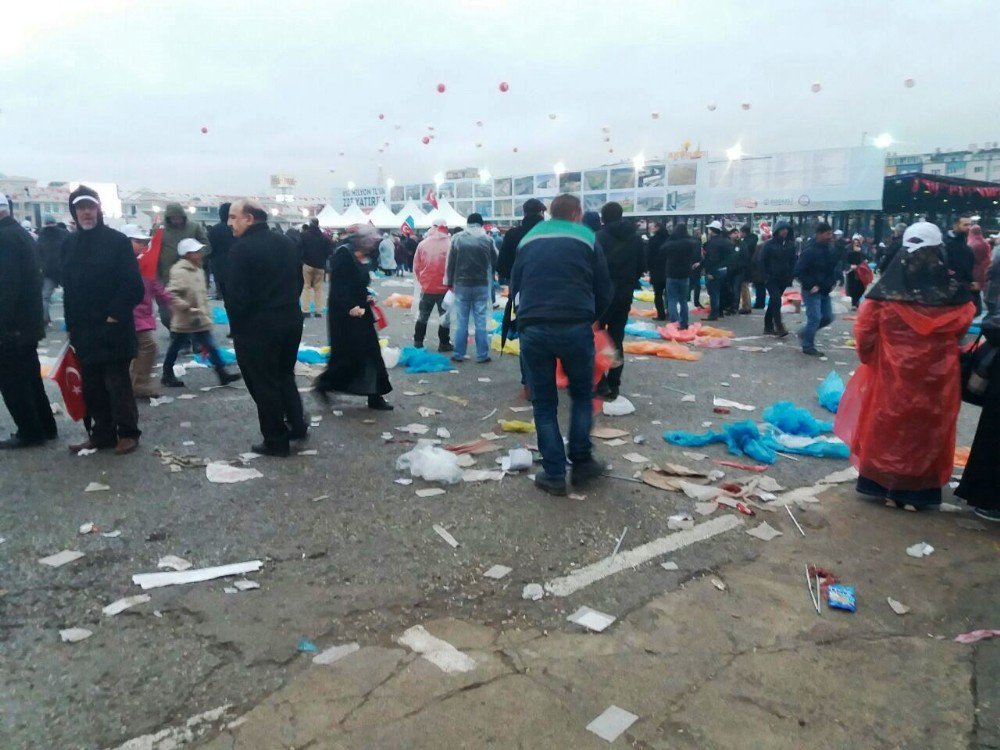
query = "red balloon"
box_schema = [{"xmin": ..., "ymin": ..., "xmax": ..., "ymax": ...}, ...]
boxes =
[
  {"xmin": 499, "ymin": 81, "xmax": 509, "ymax": 92},
  {"xmin": 378, "ymin": 113, "xmax": 385, "ymax": 120},
  {"xmin": 422, "ymin": 136, "xmax": 430, "ymax": 144},
  {"xmin": 436, "ymin": 83, "xmax": 446, "ymax": 93},
  {"xmin": 200, "ymin": 126, "xmax": 208, "ymax": 134},
  {"xmin": 904, "ymin": 78, "xmax": 915, "ymax": 88}
]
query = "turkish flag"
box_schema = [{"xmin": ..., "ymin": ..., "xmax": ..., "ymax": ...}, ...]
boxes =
[
  {"xmin": 50, "ymin": 343, "xmax": 86, "ymax": 421},
  {"xmin": 137, "ymin": 227, "xmax": 162, "ymax": 280},
  {"xmin": 424, "ymin": 188, "xmax": 438, "ymax": 209}
]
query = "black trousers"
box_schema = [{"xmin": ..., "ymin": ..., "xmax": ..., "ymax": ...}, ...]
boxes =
[
  {"xmin": 764, "ymin": 280, "xmax": 787, "ymax": 331},
  {"xmin": 233, "ymin": 322, "xmax": 306, "ymax": 447},
  {"xmin": 0, "ymin": 345, "xmax": 57, "ymax": 442},
  {"xmin": 650, "ymin": 277, "xmax": 666, "ymax": 319},
  {"xmin": 81, "ymin": 359, "xmax": 140, "ymax": 444},
  {"xmin": 753, "ymin": 282, "xmax": 767, "ymax": 308},
  {"xmin": 690, "ymin": 273, "xmax": 702, "ymax": 307},
  {"xmin": 599, "ymin": 293, "xmax": 632, "ymax": 390}
]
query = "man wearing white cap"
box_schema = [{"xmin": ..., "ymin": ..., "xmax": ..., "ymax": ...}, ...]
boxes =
[
  {"xmin": 161, "ymin": 238, "xmax": 241, "ymax": 389},
  {"xmin": 702, "ymin": 220, "xmax": 733, "ymax": 320},
  {"xmin": 62, "ymin": 185, "xmax": 145, "ymax": 454},
  {"xmin": 0, "ymin": 193, "xmax": 57, "ymax": 448}
]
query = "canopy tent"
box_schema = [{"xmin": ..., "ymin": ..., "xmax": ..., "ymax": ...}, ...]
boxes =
[
  {"xmin": 331, "ymin": 203, "xmax": 370, "ymax": 229},
  {"xmin": 396, "ymin": 200, "xmax": 429, "ymax": 229},
  {"xmin": 882, "ymin": 173, "xmax": 1000, "ymax": 216},
  {"xmin": 367, "ymin": 201, "xmax": 399, "ymax": 228},
  {"xmin": 425, "ymin": 199, "xmax": 467, "ymax": 228},
  {"xmin": 315, "ymin": 204, "xmax": 341, "ymax": 228}
]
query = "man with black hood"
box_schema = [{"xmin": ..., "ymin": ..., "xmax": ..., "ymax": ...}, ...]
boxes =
[
  {"xmin": 0, "ymin": 193, "xmax": 57, "ymax": 448},
  {"xmin": 877, "ymin": 223, "xmax": 907, "ymax": 274},
  {"xmin": 207, "ymin": 202, "xmax": 235, "ymax": 302},
  {"xmin": 595, "ymin": 201, "xmax": 644, "ymax": 400},
  {"xmin": 944, "ymin": 214, "xmax": 975, "ymax": 300},
  {"xmin": 496, "ymin": 198, "xmax": 545, "ymax": 282},
  {"xmin": 36, "ymin": 214, "xmax": 69, "ymax": 328},
  {"xmin": 702, "ymin": 220, "xmax": 733, "ymax": 321},
  {"xmin": 645, "ymin": 220, "xmax": 669, "ymax": 320},
  {"xmin": 759, "ymin": 220, "xmax": 796, "ymax": 336},
  {"xmin": 158, "ymin": 202, "xmax": 211, "ymax": 327},
  {"xmin": 62, "ymin": 185, "xmax": 145, "ymax": 455},
  {"xmin": 662, "ymin": 222, "xmax": 701, "ymax": 329}
]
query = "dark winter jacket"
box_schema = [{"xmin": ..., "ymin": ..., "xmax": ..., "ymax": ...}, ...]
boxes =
[
  {"xmin": 497, "ymin": 212, "xmax": 544, "ymax": 280},
  {"xmin": 36, "ymin": 224, "xmax": 69, "ymax": 283},
  {"xmin": 663, "ymin": 224, "xmax": 701, "ymax": 280},
  {"xmin": 733, "ymin": 233, "xmax": 757, "ymax": 274},
  {"xmin": 944, "ymin": 230, "xmax": 975, "ymax": 290},
  {"xmin": 446, "ymin": 225, "xmax": 495, "ymax": 287},
  {"xmin": 226, "ymin": 222, "xmax": 304, "ymax": 336},
  {"xmin": 702, "ymin": 232, "xmax": 734, "ymax": 276},
  {"xmin": 511, "ymin": 219, "xmax": 612, "ymax": 327},
  {"xmin": 0, "ymin": 215, "xmax": 44, "ymax": 348},
  {"xmin": 794, "ymin": 238, "xmax": 838, "ymax": 294},
  {"xmin": 207, "ymin": 203, "xmax": 235, "ymax": 288},
  {"xmin": 877, "ymin": 235, "xmax": 903, "ymax": 274},
  {"xmin": 645, "ymin": 228, "xmax": 669, "ymax": 283},
  {"xmin": 596, "ymin": 220, "xmax": 644, "ymax": 296},
  {"xmin": 299, "ymin": 225, "xmax": 333, "ymax": 270},
  {"xmin": 159, "ymin": 202, "xmax": 211, "ymax": 282},
  {"xmin": 760, "ymin": 223, "xmax": 798, "ymax": 285},
  {"xmin": 62, "ymin": 192, "xmax": 144, "ymax": 366}
]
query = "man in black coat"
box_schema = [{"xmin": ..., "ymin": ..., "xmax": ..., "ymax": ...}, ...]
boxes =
[
  {"xmin": 645, "ymin": 220, "xmax": 669, "ymax": 320},
  {"xmin": 702, "ymin": 221, "xmax": 733, "ymax": 320},
  {"xmin": 207, "ymin": 202, "xmax": 235, "ymax": 302},
  {"xmin": 299, "ymin": 219, "xmax": 332, "ymax": 318},
  {"xmin": 944, "ymin": 214, "xmax": 975, "ymax": 299},
  {"xmin": 36, "ymin": 214, "xmax": 69, "ymax": 327},
  {"xmin": 759, "ymin": 220, "xmax": 796, "ymax": 337},
  {"xmin": 496, "ymin": 198, "xmax": 546, "ymax": 282},
  {"xmin": 0, "ymin": 194, "xmax": 57, "ymax": 448},
  {"xmin": 226, "ymin": 199, "xmax": 307, "ymax": 456},
  {"xmin": 62, "ymin": 185, "xmax": 145, "ymax": 455},
  {"xmin": 595, "ymin": 202, "xmax": 644, "ymax": 400}
]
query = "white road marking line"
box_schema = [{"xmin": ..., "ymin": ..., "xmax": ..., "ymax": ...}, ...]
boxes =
[{"xmin": 397, "ymin": 625, "xmax": 476, "ymax": 674}]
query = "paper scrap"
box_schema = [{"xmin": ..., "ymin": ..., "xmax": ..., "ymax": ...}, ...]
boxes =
[
  {"xmin": 297, "ymin": 449, "xmax": 318, "ymax": 456},
  {"xmin": 312, "ymin": 642, "xmax": 361, "ymax": 666},
  {"xmin": 416, "ymin": 488, "xmax": 445, "ymax": 498},
  {"xmin": 182, "ymin": 440, "xmax": 196, "ymax": 447},
  {"xmin": 622, "ymin": 453, "xmax": 649, "ymax": 464},
  {"xmin": 887, "ymin": 597, "xmax": 911, "ymax": 615},
  {"xmin": 432, "ymin": 524, "xmax": 459, "ymax": 548},
  {"xmin": 238, "ymin": 452, "xmax": 260, "ymax": 462},
  {"xmin": 462, "ymin": 469, "xmax": 504, "ymax": 482},
  {"xmin": 206, "ymin": 462, "xmax": 263, "ymax": 483},
  {"xmin": 604, "ymin": 438, "xmax": 627, "ymax": 447},
  {"xmin": 694, "ymin": 501, "xmax": 718, "ymax": 516},
  {"xmin": 149, "ymin": 396, "xmax": 174, "ymax": 407},
  {"xmin": 713, "ymin": 397, "xmax": 755, "ymax": 411},
  {"xmin": 394, "ymin": 478, "xmax": 414, "ymax": 486},
  {"xmin": 683, "ymin": 451, "xmax": 708, "ymax": 461},
  {"xmin": 397, "ymin": 423, "xmax": 430, "ymax": 435},
  {"xmin": 79, "ymin": 522, "xmax": 96, "ymax": 535},
  {"xmin": 483, "ymin": 564, "xmax": 512, "ymax": 580},
  {"xmin": 567, "ymin": 606, "xmax": 617, "ymax": 632},
  {"xmin": 711, "ymin": 578, "xmax": 727, "ymax": 591},
  {"xmin": 76, "ymin": 448, "xmax": 97, "ymax": 457},
  {"xmin": 522, "ymin": 583, "xmax": 544, "ymax": 601},
  {"xmin": 132, "ymin": 560, "xmax": 264, "ymax": 590},
  {"xmin": 39, "ymin": 550, "xmax": 85, "ymax": 568},
  {"xmin": 233, "ymin": 579, "xmax": 259, "ymax": 591},
  {"xmin": 586, "ymin": 705, "xmax": 639, "ymax": 743},
  {"xmin": 660, "ymin": 561, "xmax": 679, "ymax": 571},
  {"xmin": 397, "ymin": 624, "xmax": 476, "ymax": 673},
  {"xmin": 509, "ymin": 405, "xmax": 533, "ymax": 413},
  {"xmin": 817, "ymin": 466, "xmax": 859, "ymax": 484},
  {"xmin": 436, "ymin": 427, "xmax": 451, "ymax": 439},
  {"xmin": 681, "ymin": 394, "xmax": 696, "ymax": 403},
  {"xmin": 84, "ymin": 482, "xmax": 110, "ymax": 493},
  {"xmin": 590, "ymin": 426, "xmax": 630, "ymax": 440},
  {"xmin": 416, "ymin": 407, "xmax": 441, "ymax": 418},
  {"xmin": 746, "ymin": 521, "xmax": 783, "ymax": 541},
  {"xmin": 679, "ymin": 481, "xmax": 722, "ymax": 501},
  {"xmin": 667, "ymin": 514, "xmax": 695, "ymax": 531},
  {"xmin": 157, "ymin": 555, "xmax": 192, "ymax": 571},
  {"xmin": 101, "ymin": 530, "xmax": 122, "ymax": 538},
  {"xmin": 177, "ymin": 394, "xmax": 197, "ymax": 400},
  {"xmin": 103, "ymin": 594, "xmax": 151, "ymax": 616},
  {"xmin": 906, "ymin": 542, "xmax": 934, "ymax": 558},
  {"xmin": 60, "ymin": 627, "xmax": 93, "ymax": 643},
  {"xmin": 477, "ymin": 377, "xmax": 491, "ymax": 383}
]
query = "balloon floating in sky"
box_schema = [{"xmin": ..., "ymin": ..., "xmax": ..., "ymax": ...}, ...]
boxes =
[
  {"xmin": 476, "ymin": 120, "xmax": 484, "ymax": 127},
  {"xmin": 601, "ymin": 125, "xmax": 610, "ymax": 132},
  {"xmin": 436, "ymin": 83, "xmax": 446, "ymax": 93},
  {"xmin": 904, "ymin": 78, "xmax": 915, "ymax": 88},
  {"xmin": 608, "ymin": 148, "xmax": 614, "ymax": 153},
  {"xmin": 422, "ymin": 136, "xmax": 430, "ymax": 144},
  {"xmin": 200, "ymin": 126, "xmax": 208, "ymax": 134},
  {"xmin": 378, "ymin": 113, "xmax": 385, "ymax": 120},
  {"xmin": 476, "ymin": 143, "xmax": 483, "ymax": 148},
  {"xmin": 428, "ymin": 126, "xmax": 435, "ymax": 131},
  {"xmin": 651, "ymin": 112, "xmax": 660, "ymax": 119},
  {"xmin": 741, "ymin": 102, "xmax": 751, "ymax": 110},
  {"xmin": 394, "ymin": 124, "xmax": 401, "ymax": 130},
  {"xmin": 548, "ymin": 113, "xmax": 557, "ymax": 120},
  {"xmin": 512, "ymin": 147, "xmax": 518, "ymax": 152},
  {"xmin": 499, "ymin": 81, "xmax": 509, "ymax": 92},
  {"xmin": 811, "ymin": 82, "xmax": 821, "ymax": 93},
  {"xmin": 338, "ymin": 151, "xmax": 345, "ymax": 156},
  {"xmin": 603, "ymin": 136, "xmax": 610, "ymax": 142}
]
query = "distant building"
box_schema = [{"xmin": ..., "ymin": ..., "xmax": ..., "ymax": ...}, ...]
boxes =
[{"xmin": 885, "ymin": 143, "xmax": 1000, "ymax": 183}]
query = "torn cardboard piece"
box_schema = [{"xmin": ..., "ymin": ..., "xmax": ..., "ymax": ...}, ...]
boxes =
[{"xmin": 132, "ymin": 560, "xmax": 263, "ymax": 590}]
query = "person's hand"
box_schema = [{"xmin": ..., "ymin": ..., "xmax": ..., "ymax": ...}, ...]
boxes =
[
  {"xmin": 366, "ymin": 295, "xmax": 375, "ymax": 303},
  {"xmin": 349, "ymin": 306, "xmax": 365, "ymax": 318},
  {"xmin": 106, "ymin": 316, "xmax": 117, "ymax": 323},
  {"xmin": 811, "ymin": 286, "xmax": 820, "ymax": 293}
]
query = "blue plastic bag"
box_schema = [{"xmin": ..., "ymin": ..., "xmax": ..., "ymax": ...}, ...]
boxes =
[
  {"xmin": 761, "ymin": 426, "xmax": 850, "ymax": 459},
  {"xmin": 211, "ymin": 305, "xmax": 229, "ymax": 325},
  {"xmin": 762, "ymin": 401, "xmax": 833, "ymax": 437},
  {"xmin": 624, "ymin": 322, "xmax": 662, "ymax": 339},
  {"xmin": 194, "ymin": 346, "xmax": 237, "ymax": 366},
  {"xmin": 664, "ymin": 421, "xmax": 777, "ymax": 464},
  {"xmin": 817, "ymin": 371, "xmax": 845, "ymax": 413},
  {"xmin": 297, "ymin": 347, "xmax": 329, "ymax": 364},
  {"xmin": 398, "ymin": 346, "xmax": 453, "ymax": 373}
]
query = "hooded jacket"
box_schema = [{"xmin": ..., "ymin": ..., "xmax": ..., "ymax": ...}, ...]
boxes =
[
  {"xmin": 662, "ymin": 224, "xmax": 701, "ymax": 280},
  {"xmin": 158, "ymin": 202, "xmax": 211, "ymax": 282},
  {"xmin": 413, "ymin": 227, "xmax": 451, "ymax": 295},
  {"xmin": 36, "ymin": 224, "xmax": 69, "ymax": 283},
  {"xmin": 0, "ymin": 214, "xmax": 44, "ymax": 348},
  {"xmin": 133, "ymin": 276, "xmax": 173, "ymax": 333},
  {"xmin": 702, "ymin": 230, "xmax": 733, "ymax": 276},
  {"xmin": 300, "ymin": 224, "xmax": 333, "ymax": 270},
  {"xmin": 206, "ymin": 202, "xmax": 235, "ymax": 287},
  {"xmin": 595, "ymin": 220, "xmax": 644, "ymax": 294},
  {"xmin": 62, "ymin": 185, "xmax": 144, "ymax": 365},
  {"xmin": 944, "ymin": 229, "xmax": 974, "ymax": 289},
  {"xmin": 377, "ymin": 236, "xmax": 397, "ymax": 270},
  {"xmin": 759, "ymin": 222, "xmax": 797, "ymax": 284},
  {"xmin": 497, "ymin": 212, "xmax": 544, "ymax": 280},
  {"xmin": 446, "ymin": 225, "xmax": 495, "ymax": 287},
  {"xmin": 225, "ymin": 222, "xmax": 303, "ymax": 336}
]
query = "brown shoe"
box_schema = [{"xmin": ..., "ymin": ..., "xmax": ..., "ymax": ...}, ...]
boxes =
[{"xmin": 114, "ymin": 437, "xmax": 139, "ymax": 455}]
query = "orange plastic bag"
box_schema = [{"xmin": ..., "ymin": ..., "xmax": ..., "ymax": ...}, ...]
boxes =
[
  {"xmin": 622, "ymin": 340, "xmax": 702, "ymax": 361},
  {"xmin": 630, "ymin": 307, "xmax": 659, "ymax": 318},
  {"xmin": 384, "ymin": 293, "xmax": 413, "ymax": 309}
]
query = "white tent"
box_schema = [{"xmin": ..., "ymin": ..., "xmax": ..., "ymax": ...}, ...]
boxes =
[
  {"xmin": 315, "ymin": 204, "xmax": 341, "ymax": 228},
  {"xmin": 331, "ymin": 203, "xmax": 370, "ymax": 229},
  {"xmin": 367, "ymin": 201, "xmax": 399, "ymax": 229},
  {"xmin": 424, "ymin": 199, "xmax": 467, "ymax": 229},
  {"xmin": 396, "ymin": 200, "xmax": 428, "ymax": 229}
]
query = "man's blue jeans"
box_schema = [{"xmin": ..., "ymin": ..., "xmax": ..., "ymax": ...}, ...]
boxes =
[
  {"xmin": 706, "ymin": 269, "xmax": 727, "ymax": 317},
  {"xmin": 41, "ymin": 277, "xmax": 58, "ymax": 326},
  {"xmin": 519, "ymin": 322, "xmax": 594, "ymax": 479},
  {"xmin": 799, "ymin": 289, "xmax": 834, "ymax": 351},
  {"xmin": 452, "ymin": 285, "xmax": 490, "ymax": 361},
  {"xmin": 665, "ymin": 278, "xmax": 690, "ymax": 327}
]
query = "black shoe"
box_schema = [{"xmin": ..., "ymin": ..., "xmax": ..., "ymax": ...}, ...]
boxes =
[
  {"xmin": 705, "ymin": 315, "xmax": 719, "ymax": 321},
  {"xmin": 438, "ymin": 342, "xmax": 454, "ymax": 353},
  {"xmin": 288, "ymin": 427, "xmax": 309, "ymax": 442},
  {"xmin": 251, "ymin": 442, "xmax": 290, "ymax": 457},
  {"xmin": 802, "ymin": 348, "xmax": 824, "ymax": 357},
  {"xmin": 534, "ymin": 472, "xmax": 568, "ymax": 496},
  {"xmin": 161, "ymin": 376, "xmax": 185, "ymax": 388},
  {"xmin": 764, "ymin": 326, "xmax": 776, "ymax": 335},
  {"xmin": 654, "ymin": 315, "xmax": 667, "ymax": 322},
  {"xmin": 570, "ymin": 458, "xmax": 604, "ymax": 487},
  {"xmin": 413, "ymin": 341, "xmax": 425, "ymax": 349},
  {"xmin": 775, "ymin": 327, "xmax": 789, "ymax": 338},
  {"xmin": 595, "ymin": 381, "xmax": 613, "ymax": 399},
  {"xmin": 739, "ymin": 309, "xmax": 752, "ymax": 315},
  {"xmin": 218, "ymin": 371, "xmax": 242, "ymax": 386},
  {"xmin": 0, "ymin": 434, "xmax": 46, "ymax": 449},
  {"xmin": 476, "ymin": 356, "xmax": 492, "ymax": 364},
  {"xmin": 313, "ymin": 312, "xmax": 322, "ymax": 319},
  {"xmin": 367, "ymin": 396, "xmax": 394, "ymax": 411}
]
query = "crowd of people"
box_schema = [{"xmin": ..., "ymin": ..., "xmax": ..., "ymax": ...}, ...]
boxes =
[{"xmin": 0, "ymin": 188, "xmax": 997, "ymax": 521}]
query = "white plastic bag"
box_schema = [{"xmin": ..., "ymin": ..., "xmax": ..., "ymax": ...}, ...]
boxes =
[
  {"xmin": 602, "ymin": 395, "xmax": 636, "ymax": 416},
  {"xmin": 501, "ymin": 448, "xmax": 533, "ymax": 472},
  {"xmin": 442, "ymin": 290, "xmax": 455, "ymax": 311},
  {"xmin": 381, "ymin": 346, "xmax": 401, "ymax": 369},
  {"xmin": 395, "ymin": 440, "xmax": 463, "ymax": 484}
]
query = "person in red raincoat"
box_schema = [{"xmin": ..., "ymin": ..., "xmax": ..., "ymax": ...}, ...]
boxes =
[{"xmin": 834, "ymin": 221, "xmax": 975, "ymax": 510}]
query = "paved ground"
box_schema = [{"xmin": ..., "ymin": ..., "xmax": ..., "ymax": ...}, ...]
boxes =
[{"xmin": 0, "ymin": 278, "xmax": 996, "ymax": 749}]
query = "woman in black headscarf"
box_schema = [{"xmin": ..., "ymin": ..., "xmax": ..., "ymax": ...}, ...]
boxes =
[
  {"xmin": 313, "ymin": 227, "xmax": 393, "ymax": 410},
  {"xmin": 956, "ymin": 314, "xmax": 1000, "ymax": 522}
]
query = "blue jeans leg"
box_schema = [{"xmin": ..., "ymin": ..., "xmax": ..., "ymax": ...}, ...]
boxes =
[
  {"xmin": 469, "ymin": 287, "xmax": 490, "ymax": 360},
  {"xmin": 707, "ymin": 272, "xmax": 726, "ymax": 316},
  {"xmin": 41, "ymin": 277, "xmax": 57, "ymax": 325},
  {"xmin": 520, "ymin": 326, "xmax": 565, "ymax": 478},
  {"xmin": 453, "ymin": 292, "xmax": 472, "ymax": 358},
  {"xmin": 666, "ymin": 278, "xmax": 689, "ymax": 327},
  {"xmin": 558, "ymin": 326, "xmax": 595, "ymax": 463},
  {"xmin": 799, "ymin": 290, "xmax": 833, "ymax": 350}
]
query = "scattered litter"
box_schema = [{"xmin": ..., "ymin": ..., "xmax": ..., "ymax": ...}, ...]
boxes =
[
  {"xmin": 827, "ymin": 584, "xmax": 857, "ymax": 612},
  {"xmin": 436, "ymin": 427, "xmax": 451, "ymax": 439},
  {"xmin": 683, "ymin": 451, "xmax": 708, "ymax": 461},
  {"xmin": 182, "ymin": 440, "xmax": 196, "ymax": 447},
  {"xmin": 312, "ymin": 642, "xmax": 360, "ymax": 665},
  {"xmin": 311, "ymin": 494, "xmax": 329, "ymax": 502},
  {"xmin": 397, "ymin": 441, "xmax": 463, "ymax": 483},
  {"xmin": 157, "ymin": 556, "xmax": 192, "ymax": 571},
  {"xmin": 402, "ymin": 390, "xmax": 427, "ymax": 397},
  {"xmin": 567, "ymin": 606, "xmax": 617, "ymax": 632},
  {"xmin": 445, "ymin": 437, "xmax": 505, "ymax": 455},
  {"xmin": 479, "ymin": 432, "xmax": 504, "ymax": 441},
  {"xmin": 432, "ymin": 524, "xmax": 460, "ymax": 548},
  {"xmin": 522, "ymin": 583, "xmax": 544, "ymax": 601},
  {"xmin": 660, "ymin": 561, "xmax": 679, "ymax": 571},
  {"xmin": 604, "ymin": 438, "xmax": 627, "ymax": 447},
  {"xmin": 238, "ymin": 452, "xmax": 260, "ymax": 462},
  {"xmin": 297, "ymin": 639, "xmax": 318, "ymax": 653},
  {"xmin": 381, "ymin": 432, "xmax": 393, "ymax": 441},
  {"xmin": 397, "ymin": 624, "xmax": 477, "ymax": 673},
  {"xmin": 591, "ymin": 426, "xmax": 630, "ymax": 440},
  {"xmin": 397, "ymin": 423, "xmax": 430, "ymax": 435},
  {"xmin": 483, "ymin": 564, "xmax": 512, "ymax": 580},
  {"xmin": 79, "ymin": 522, "xmax": 96, "ymax": 535},
  {"xmin": 103, "ymin": 594, "xmax": 151, "ymax": 616},
  {"xmin": 711, "ymin": 578, "xmax": 726, "ymax": 591},
  {"xmin": 887, "ymin": 597, "xmax": 911, "ymax": 615},
  {"xmin": 176, "ymin": 394, "xmax": 197, "ymax": 400},
  {"xmin": 746, "ymin": 521, "xmax": 783, "ymax": 541},
  {"xmin": 785, "ymin": 506, "xmax": 806, "ymax": 536},
  {"xmin": 416, "ymin": 488, "xmax": 445, "ymax": 497},
  {"xmin": 612, "ymin": 526, "xmax": 629, "ymax": 556},
  {"xmin": 297, "ymin": 449, "xmax": 318, "ymax": 456},
  {"xmin": 906, "ymin": 542, "xmax": 935, "ymax": 558},
  {"xmin": 568, "ymin": 492, "xmax": 587, "ymax": 500},
  {"xmin": 501, "ymin": 448, "xmax": 533, "ymax": 472},
  {"xmin": 416, "ymin": 406, "xmax": 441, "ymax": 418},
  {"xmin": 478, "ymin": 377, "xmax": 491, "ymax": 383},
  {"xmin": 586, "ymin": 705, "xmax": 639, "ymax": 743},
  {"xmin": 154, "ymin": 447, "xmax": 210, "ymax": 470},
  {"xmin": 498, "ymin": 419, "xmax": 534, "ymax": 433},
  {"xmin": 132, "ymin": 560, "xmax": 264, "ymax": 590},
  {"xmin": 622, "ymin": 452, "xmax": 649, "ymax": 464},
  {"xmin": 763, "ymin": 402, "xmax": 833, "ymax": 437},
  {"xmin": 206, "ymin": 462, "xmax": 263, "ymax": 483},
  {"xmin": 817, "ymin": 370, "xmax": 845, "ymax": 413},
  {"xmin": 455, "ymin": 453, "xmax": 477, "ymax": 468},
  {"xmin": 39, "ymin": 550, "xmax": 85, "ymax": 567},
  {"xmin": 694, "ymin": 501, "xmax": 718, "ymax": 516},
  {"xmin": 715, "ymin": 459, "xmax": 767, "ymax": 472},
  {"xmin": 149, "ymin": 396, "xmax": 175, "ymax": 407},
  {"xmin": 76, "ymin": 448, "xmax": 97, "ymax": 457},
  {"xmin": 633, "ymin": 435, "xmax": 647, "ymax": 445},
  {"xmin": 462, "ymin": 469, "xmax": 504, "ymax": 482},
  {"xmin": 713, "ymin": 397, "xmax": 755, "ymax": 411},
  {"xmin": 817, "ymin": 466, "xmax": 859, "ymax": 484},
  {"xmin": 509, "ymin": 405, "xmax": 533, "ymax": 413},
  {"xmin": 84, "ymin": 482, "xmax": 110, "ymax": 493},
  {"xmin": 667, "ymin": 514, "xmax": 695, "ymax": 531},
  {"xmin": 394, "ymin": 478, "xmax": 414, "ymax": 486},
  {"xmin": 60, "ymin": 627, "xmax": 93, "ymax": 643},
  {"xmin": 678, "ymin": 481, "xmax": 723, "ymax": 501},
  {"xmin": 602, "ymin": 396, "xmax": 636, "ymax": 416},
  {"xmin": 233, "ymin": 579, "xmax": 259, "ymax": 591},
  {"xmin": 681, "ymin": 394, "xmax": 696, "ymax": 403},
  {"xmin": 954, "ymin": 629, "xmax": 1000, "ymax": 644},
  {"xmin": 101, "ymin": 530, "xmax": 122, "ymax": 538}
]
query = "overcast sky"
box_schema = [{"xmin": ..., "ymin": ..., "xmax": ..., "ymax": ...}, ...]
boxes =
[{"xmin": 4, "ymin": 0, "xmax": 998, "ymax": 197}]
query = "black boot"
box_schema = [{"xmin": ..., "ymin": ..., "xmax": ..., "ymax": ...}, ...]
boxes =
[
  {"xmin": 414, "ymin": 321, "xmax": 427, "ymax": 348},
  {"xmin": 161, "ymin": 375, "xmax": 185, "ymax": 388},
  {"xmin": 217, "ymin": 369, "xmax": 242, "ymax": 386},
  {"xmin": 438, "ymin": 326, "xmax": 454, "ymax": 353},
  {"xmin": 367, "ymin": 395, "xmax": 394, "ymax": 411}
]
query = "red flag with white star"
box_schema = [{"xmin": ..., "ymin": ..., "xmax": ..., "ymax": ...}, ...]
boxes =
[{"xmin": 50, "ymin": 343, "xmax": 86, "ymax": 421}]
